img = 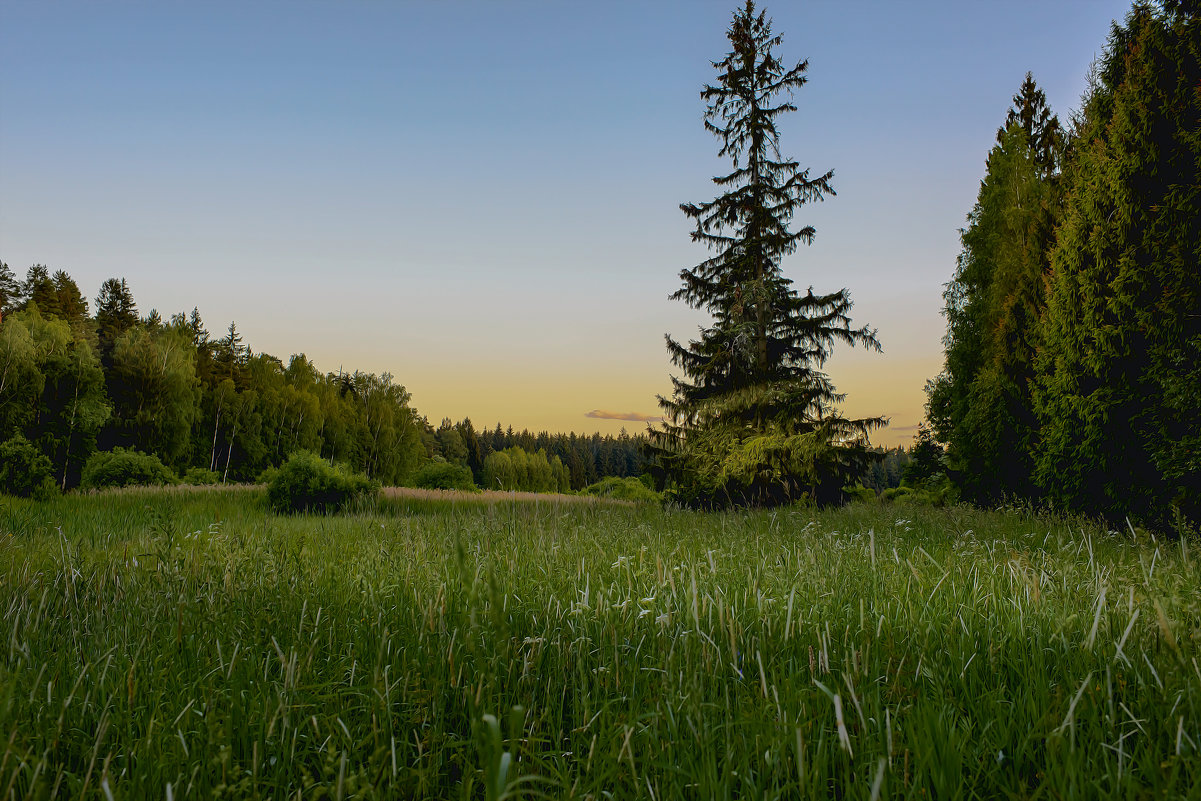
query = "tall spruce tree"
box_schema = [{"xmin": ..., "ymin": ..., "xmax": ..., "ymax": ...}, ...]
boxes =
[
  {"xmin": 0, "ymin": 262, "xmax": 20, "ymax": 320},
  {"xmin": 94, "ymin": 278, "xmax": 139, "ymax": 364},
  {"xmin": 654, "ymin": 0, "xmax": 881, "ymax": 509},
  {"xmin": 51, "ymin": 271, "xmax": 89, "ymax": 325},
  {"xmin": 926, "ymin": 76, "xmax": 1062, "ymax": 503},
  {"xmin": 22, "ymin": 265, "xmax": 58, "ymax": 318},
  {"xmin": 1001, "ymin": 72, "xmax": 1062, "ymax": 175},
  {"xmin": 1034, "ymin": 1, "xmax": 1200, "ymax": 526}
]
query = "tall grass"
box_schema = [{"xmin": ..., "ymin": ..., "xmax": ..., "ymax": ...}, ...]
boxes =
[{"xmin": 0, "ymin": 489, "xmax": 1197, "ymax": 798}]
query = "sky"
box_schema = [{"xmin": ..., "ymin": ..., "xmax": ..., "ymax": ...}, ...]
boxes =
[{"xmin": 0, "ymin": 0, "xmax": 1134, "ymax": 446}]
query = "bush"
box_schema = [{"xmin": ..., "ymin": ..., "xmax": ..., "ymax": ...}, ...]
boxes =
[
  {"xmin": 0, "ymin": 434, "xmax": 59, "ymax": 500},
  {"xmin": 411, "ymin": 459, "xmax": 476, "ymax": 491},
  {"xmin": 182, "ymin": 467, "xmax": 220, "ymax": 486},
  {"xmin": 845, "ymin": 484, "xmax": 878, "ymax": 504},
  {"xmin": 256, "ymin": 466, "xmax": 280, "ymax": 486},
  {"xmin": 880, "ymin": 481, "xmax": 958, "ymax": 507},
  {"xmin": 582, "ymin": 476, "xmax": 661, "ymax": 503},
  {"xmin": 81, "ymin": 448, "xmax": 177, "ymax": 490},
  {"xmin": 267, "ymin": 451, "xmax": 379, "ymax": 514}
]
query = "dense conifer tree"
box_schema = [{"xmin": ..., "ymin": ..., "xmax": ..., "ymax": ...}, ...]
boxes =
[
  {"xmin": 927, "ymin": 77, "xmax": 1062, "ymax": 503},
  {"xmin": 0, "ymin": 263, "xmax": 20, "ymax": 320},
  {"xmin": 1001, "ymin": 73, "xmax": 1062, "ymax": 175},
  {"xmin": 654, "ymin": 0, "xmax": 881, "ymax": 508},
  {"xmin": 22, "ymin": 265, "xmax": 58, "ymax": 318},
  {"xmin": 94, "ymin": 278, "xmax": 138, "ymax": 363},
  {"xmin": 1034, "ymin": 1, "xmax": 1200, "ymax": 525},
  {"xmin": 455, "ymin": 417, "xmax": 485, "ymax": 484},
  {"xmin": 213, "ymin": 322, "xmax": 247, "ymax": 383},
  {"xmin": 51, "ymin": 271, "xmax": 89, "ymax": 325}
]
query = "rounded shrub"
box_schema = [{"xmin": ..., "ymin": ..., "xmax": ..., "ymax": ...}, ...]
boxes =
[
  {"xmin": 182, "ymin": 467, "xmax": 221, "ymax": 486},
  {"xmin": 0, "ymin": 434, "xmax": 59, "ymax": 500},
  {"xmin": 581, "ymin": 476, "xmax": 661, "ymax": 503},
  {"xmin": 411, "ymin": 459, "xmax": 476, "ymax": 491},
  {"xmin": 267, "ymin": 451, "xmax": 379, "ymax": 514},
  {"xmin": 80, "ymin": 448, "xmax": 177, "ymax": 490},
  {"xmin": 844, "ymin": 484, "xmax": 878, "ymax": 504}
]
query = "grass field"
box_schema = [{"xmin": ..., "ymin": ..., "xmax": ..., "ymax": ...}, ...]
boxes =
[{"xmin": 1, "ymin": 488, "xmax": 1198, "ymax": 799}]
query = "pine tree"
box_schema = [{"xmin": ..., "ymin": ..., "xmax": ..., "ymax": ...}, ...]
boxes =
[{"xmin": 654, "ymin": 0, "xmax": 881, "ymax": 508}]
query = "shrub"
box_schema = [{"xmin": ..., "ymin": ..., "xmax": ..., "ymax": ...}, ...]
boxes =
[
  {"xmin": 81, "ymin": 448, "xmax": 177, "ymax": 490},
  {"xmin": 411, "ymin": 459, "xmax": 476, "ymax": 491},
  {"xmin": 582, "ymin": 476, "xmax": 661, "ymax": 503},
  {"xmin": 182, "ymin": 467, "xmax": 220, "ymax": 486},
  {"xmin": 256, "ymin": 466, "xmax": 280, "ymax": 486},
  {"xmin": 267, "ymin": 451, "xmax": 379, "ymax": 514},
  {"xmin": 0, "ymin": 434, "xmax": 58, "ymax": 500},
  {"xmin": 880, "ymin": 481, "xmax": 958, "ymax": 508},
  {"xmin": 845, "ymin": 484, "xmax": 878, "ymax": 504}
]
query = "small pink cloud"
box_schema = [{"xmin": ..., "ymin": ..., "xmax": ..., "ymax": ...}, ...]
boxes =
[{"xmin": 585, "ymin": 409, "xmax": 664, "ymax": 423}]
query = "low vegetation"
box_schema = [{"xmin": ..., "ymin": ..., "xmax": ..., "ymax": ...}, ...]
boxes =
[
  {"xmin": 411, "ymin": 459, "xmax": 477, "ymax": 492},
  {"xmin": 266, "ymin": 450, "xmax": 379, "ymax": 514},
  {"xmin": 0, "ymin": 488, "xmax": 1196, "ymax": 798},
  {"xmin": 580, "ymin": 475, "xmax": 661, "ymax": 503},
  {"xmin": 80, "ymin": 446, "xmax": 177, "ymax": 490}
]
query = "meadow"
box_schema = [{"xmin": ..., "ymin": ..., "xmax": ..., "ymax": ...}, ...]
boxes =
[{"xmin": 0, "ymin": 487, "xmax": 1198, "ymax": 799}]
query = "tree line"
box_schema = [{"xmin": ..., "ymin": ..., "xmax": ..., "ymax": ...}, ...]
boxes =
[
  {"xmin": 422, "ymin": 417, "xmax": 647, "ymax": 491},
  {"xmin": 0, "ymin": 266, "xmax": 648, "ymax": 493},
  {"xmin": 926, "ymin": 1, "xmax": 1198, "ymax": 528}
]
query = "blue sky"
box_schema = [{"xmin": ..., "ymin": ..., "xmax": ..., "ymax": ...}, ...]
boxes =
[{"xmin": 0, "ymin": 0, "xmax": 1133, "ymax": 442}]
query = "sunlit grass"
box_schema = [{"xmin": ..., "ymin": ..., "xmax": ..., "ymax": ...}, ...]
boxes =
[{"xmin": 0, "ymin": 489, "xmax": 1197, "ymax": 799}]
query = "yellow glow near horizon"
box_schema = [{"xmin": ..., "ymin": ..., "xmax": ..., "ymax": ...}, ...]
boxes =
[{"xmin": 394, "ymin": 354, "xmax": 938, "ymax": 449}]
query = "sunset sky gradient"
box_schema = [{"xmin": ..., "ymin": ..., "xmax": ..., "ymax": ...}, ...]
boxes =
[{"xmin": 0, "ymin": 0, "xmax": 1132, "ymax": 444}]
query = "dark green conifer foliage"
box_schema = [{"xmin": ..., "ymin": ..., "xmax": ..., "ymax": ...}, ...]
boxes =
[
  {"xmin": 902, "ymin": 424, "xmax": 945, "ymax": 487},
  {"xmin": 0, "ymin": 262, "xmax": 20, "ymax": 318},
  {"xmin": 1034, "ymin": 2, "xmax": 1200, "ymax": 525},
  {"xmin": 927, "ymin": 77, "xmax": 1063, "ymax": 504},
  {"xmin": 51, "ymin": 271, "xmax": 89, "ymax": 326},
  {"xmin": 455, "ymin": 417, "xmax": 485, "ymax": 484},
  {"xmin": 22, "ymin": 265, "xmax": 59, "ymax": 318},
  {"xmin": 654, "ymin": 0, "xmax": 882, "ymax": 509},
  {"xmin": 187, "ymin": 308, "xmax": 209, "ymax": 347},
  {"xmin": 1002, "ymin": 72, "xmax": 1063, "ymax": 175},
  {"xmin": 94, "ymin": 278, "xmax": 139, "ymax": 362},
  {"xmin": 213, "ymin": 322, "xmax": 247, "ymax": 383}
]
